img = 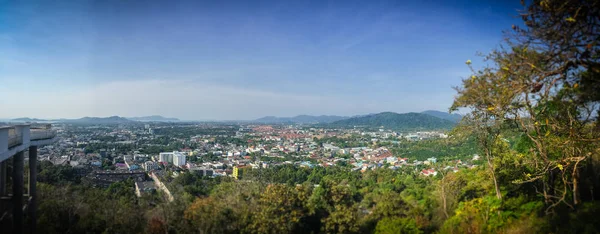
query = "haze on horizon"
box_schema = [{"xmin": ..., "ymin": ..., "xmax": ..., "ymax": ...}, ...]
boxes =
[{"xmin": 0, "ymin": 0, "xmax": 521, "ymax": 120}]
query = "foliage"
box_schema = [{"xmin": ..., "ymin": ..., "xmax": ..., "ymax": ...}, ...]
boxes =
[
  {"xmin": 328, "ymin": 112, "xmax": 456, "ymax": 131},
  {"xmin": 249, "ymin": 184, "xmax": 307, "ymax": 233},
  {"xmin": 453, "ymin": 0, "xmax": 600, "ymax": 212},
  {"xmin": 446, "ymin": 0, "xmax": 600, "ymax": 232},
  {"xmin": 38, "ymin": 160, "xmax": 82, "ymax": 185},
  {"xmin": 375, "ymin": 217, "xmax": 422, "ymax": 234},
  {"xmin": 33, "ymin": 2, "xmax": 600, "ymax": 233}
]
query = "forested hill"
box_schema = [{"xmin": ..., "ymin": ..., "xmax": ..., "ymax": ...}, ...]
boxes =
[{"xmin": 327, "ymin": 112, "xmax": 456, "ymax": 131}]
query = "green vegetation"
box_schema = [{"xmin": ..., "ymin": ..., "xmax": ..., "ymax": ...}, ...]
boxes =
[
  {"xmin": 328, "ymin": 112, "xmax": 456, "ymax": 131},
  {"xmin": 33, "ymin": 0, "xmax": 600, "ymax": 233},
  {"xmin": 314, "ymin": 133, "xmax": 478, "ymax": 161},
  {"xmin": 389, "ymin": 137, "xmax": 478, "ymax": 161},
  {"xmin": 37, "ymin": 161, "xmax": 83, "ymax": 185}
]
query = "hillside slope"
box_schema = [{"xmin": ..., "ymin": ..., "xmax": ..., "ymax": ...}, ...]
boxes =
[{"xmin": 329, "ymin": 112, "xmax": 456, "ymax": 131}]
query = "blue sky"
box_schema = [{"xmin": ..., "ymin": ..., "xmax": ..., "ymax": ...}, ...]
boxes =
[{"xmin": 0, "ymin": 0, "xmax": 523, "ymax": 120}]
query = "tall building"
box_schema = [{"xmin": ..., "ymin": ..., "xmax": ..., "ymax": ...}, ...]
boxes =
[
  {"xmin": 159, "ymin": 152, "xmax": 173, "ymax": 163},
  {"xmin": 159, "ymin": 151, "xmax": 186, "ymax": 166},
  {"xmin": 173, "ymin": 152, "xmax": 186, "ymax": 167}
]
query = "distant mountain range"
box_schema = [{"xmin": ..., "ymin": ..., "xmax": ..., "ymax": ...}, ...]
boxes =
[
  {"xmin": 9, "ymin": 115, "xmax": 178, "ymax": 124},
  {"xmin": 71, "ymin": 116, "xmax": 133, "ymax": 124},
  {"xmin": 127, "ymin": 115, "xmax": 180, "ymax": 122},
  {"xmin": 327, "ymin": 112, "xmax": 457, "ymax": 131},
  {"xmin": 254, "ymin": 115, "xmax": 348, "ymax": 124},
  {"xmin": 252, "ymin": 110, "xmax": 461, "ymax": 125},
  {"xmin": 8, "ymin": 111, "xmax": 460, "ymax": 127},
  {"xmin": 10, "ymin": 117, "xmax": 48, "ymax": 122}
]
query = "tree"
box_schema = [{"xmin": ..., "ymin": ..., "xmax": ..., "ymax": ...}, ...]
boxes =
[
  {"xmin": 146, "ymin": 217, "xmax": 168, "ymax": 234},
  {"xmin": 375, "ymin": 217, "xmax": 422, "ymax": 234},
  {"xmin": 184, "ymin": 197, "xmax": 227, "ymax": 234},
  {"xmin": 435, "ymin": 172, "xmax": 463, "ymax": 219},
  {"xmin": 452, "ymin": 0, "xmax": 600, "ymax": 212},
  {"xmin": 249, "ymin": 184, "xmax": 307, "ymax": 233},
  {"xmin": 184, "ymin": 181, "xmax": 260, "ymax": 233},
  {"xmin": 309, "ymin": 181, "xmax": 361, "ymax": 233}
]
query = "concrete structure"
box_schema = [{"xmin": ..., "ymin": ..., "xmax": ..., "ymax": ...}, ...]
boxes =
[
  {"xmin": 159, "ymin": 152, "xmax": 174, "ymax": 163},
  {"xmin": 160, "ymin": 151, "xmax": 185, "ymax": 167},
  {"xmin": 143, "ymin": 161, "xmax": 159, "ymax": 171},
  {"xmin": 190, "ymin": 167, "xmax": 214, "ymax": 177},
  {"xmin": 173, "ymin": 152, "xmax": 186, "ymax": 167},
  {"xmin": 0, "ymin": 124, "xmax": 57, "ymax": 234}
]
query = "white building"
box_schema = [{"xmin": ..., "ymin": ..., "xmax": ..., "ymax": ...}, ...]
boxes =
[
  {"xmin": 159, "ymin": 151, "xmax": 186, "ymax": 166},
  {"xmin": 159, "ymin": 152, "xmax": 173, "ymax": 163},
  {"xmin": 173, "ymin": 152, "xmax": 186, "ymax": 167},
  {"xmin": 144, "ymin": 161, "xmax": 159, "ymax": 171},
  {"xmin": 386, "ymin": 156, "xmax": 398, "ymax": 164}
]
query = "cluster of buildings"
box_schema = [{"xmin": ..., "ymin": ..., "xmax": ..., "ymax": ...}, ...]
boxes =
[{"xmin": 31, "ymin": 122, "xmax": 479, "ymax": 199}]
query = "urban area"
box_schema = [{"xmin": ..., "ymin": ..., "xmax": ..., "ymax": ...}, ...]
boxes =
[{"xmin": 39, "ymin": 121, "xmax": 480, "ymax": 200}]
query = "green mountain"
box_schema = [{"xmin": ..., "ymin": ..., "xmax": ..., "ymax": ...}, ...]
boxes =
[{"xmin": 329, "ymin": 112, "xmax": 456, "ymax": 131}]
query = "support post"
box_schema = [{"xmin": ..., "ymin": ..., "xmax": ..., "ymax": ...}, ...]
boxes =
[
  {"xmin": 0, "ymin": 160, "xmax": 5, "ymax": 213},
  {"xmin": 0, "ymin": 126, "xmax": 9, "ymax": 219},
  {"xmin": 0, "ymin": 126, "xmax": 9, "ymax": 163},
  {"xmin": 0, "ymin": 160, "xmax": 5, "ymax": 196},
  {"xmin": 28, "ymin": 146, "xmax": 37, "ymax": 234},
  {"xmin": 12, "ymin": 151, "xmax": 24, "ymax": 234}
]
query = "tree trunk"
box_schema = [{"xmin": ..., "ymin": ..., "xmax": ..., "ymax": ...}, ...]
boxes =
[
  {"xmin": 490, "ymin": 167, "xmax": 502, "ymax": 200},
  {"xmin": 485, "ymin": 148, "xmax": 502, "ymax": 200},
  {"xmin": 441, "ymin": 184, "xmax": 449, "ymax": 218},
  {"xmin": 573, "ymin": 167, "xmax": 579, "ymax": 205}
]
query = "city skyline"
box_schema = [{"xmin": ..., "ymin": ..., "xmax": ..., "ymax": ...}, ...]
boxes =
[{"xmin": 1, "ymin": 0, "xmax": 522, "ymax": 120}]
